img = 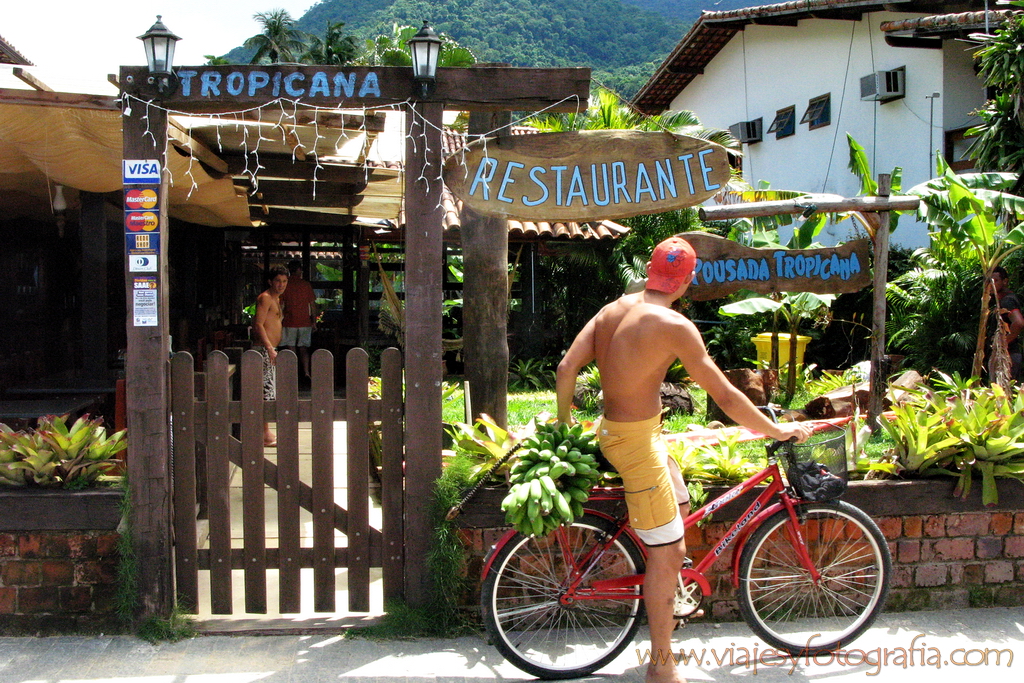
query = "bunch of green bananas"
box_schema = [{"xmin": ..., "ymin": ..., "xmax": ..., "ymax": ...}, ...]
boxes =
[{"xmin": 500, "ymin": 421, "xmax": 603, "ymax": 537}]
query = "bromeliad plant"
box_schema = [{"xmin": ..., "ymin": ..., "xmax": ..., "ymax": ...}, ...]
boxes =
[
  {"xmin": 0, "ymin": 415, "xmax": 126, "ymax": 489},
  {"xmin": 881, "ymin": 373, "xmax": 1024, "ymax": 505}
]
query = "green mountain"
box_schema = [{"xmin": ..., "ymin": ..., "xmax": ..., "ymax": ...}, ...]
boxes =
[{"xmin": 225, "ymin": 0, "xmax": 758, "ymax": 97}]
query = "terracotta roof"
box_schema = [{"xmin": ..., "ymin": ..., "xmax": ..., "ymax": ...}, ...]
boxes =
[
  {"xmin": 0, "ymin": 34, "xmax": 31, "ymax": 65},
  {"xmin": 880, "ymin": 9, "xmax": 1018, "ymax": 37},
  {"xmin": 631, "ymin": 1, "xmax": 986, "ymax": 114},
  {"xmin": 438, "ymin": 187, "xmax": 630, "ymax": 241}
]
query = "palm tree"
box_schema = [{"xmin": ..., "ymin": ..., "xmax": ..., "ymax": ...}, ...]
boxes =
[
  {"xmin": 244, "ymin": 9, "xmax": 309, "ymax": 64},
  {"xmin": 355, "ymin": 23, "xmax": 476, "ymax": 68},
  {"xmin": 302, "ymin": 21, "xmax": 358, "ymax": 66}
]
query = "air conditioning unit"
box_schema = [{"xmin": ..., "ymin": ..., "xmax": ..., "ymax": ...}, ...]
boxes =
[
  {"xmin": 860, "ymin": 67, "xmax": 905, "ymax": 102},
  {"xmin": 729, "ymin": 118, "xmax": 763, "ymax": 143}
]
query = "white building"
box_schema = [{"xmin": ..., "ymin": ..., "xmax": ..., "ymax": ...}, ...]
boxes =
[{"xmin": 633, "ymin": 1, "xmax": 1015, "ymax": 247}]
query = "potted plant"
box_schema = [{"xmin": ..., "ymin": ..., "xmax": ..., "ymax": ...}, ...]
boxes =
[{"xmin": 0, "ymin": 414, "xmax": 126, "ymax": 530}]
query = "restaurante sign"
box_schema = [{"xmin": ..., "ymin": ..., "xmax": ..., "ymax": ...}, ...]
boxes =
[
  {"xmin": 443, "ymin": 130, "xmax": 731, "ymax": 222},
  {"xmin": 682, "ymin": 232, "xmax": 872, "ymax": 301}
]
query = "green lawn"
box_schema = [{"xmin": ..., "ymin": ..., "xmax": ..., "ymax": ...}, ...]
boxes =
[{"xmin": 442, "ymin": 385, "xmax": 716, "ymax": 431}]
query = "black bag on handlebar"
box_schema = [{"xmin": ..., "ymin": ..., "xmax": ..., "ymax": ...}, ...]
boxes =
[{"xmin": 787, "ymin": 460, "xmax": 847, "ymax": 502}]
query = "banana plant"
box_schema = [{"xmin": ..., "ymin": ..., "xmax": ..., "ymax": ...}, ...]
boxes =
[{"xmin": 909, "ymin": 156, "xmax": 1024, "ymax": 377}]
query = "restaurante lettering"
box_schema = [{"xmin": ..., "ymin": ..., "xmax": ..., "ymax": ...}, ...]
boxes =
[{"xmin": 466, "ymin": 150, "xmax": 722, "ymax": 210}]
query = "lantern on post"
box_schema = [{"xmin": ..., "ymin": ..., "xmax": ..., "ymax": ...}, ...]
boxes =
[
  {"xmin": 407, "ymin": 21, "xmax": 442, "ymax": 99},
  {"xmin": 138, "ymin": 16, "xmax": 181, "ymax": 97}
]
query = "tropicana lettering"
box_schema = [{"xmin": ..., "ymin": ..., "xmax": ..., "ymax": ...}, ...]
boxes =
[
  {"xmin": 176, "ymin": 69, "xmax": 382, "ymax": 99},
  {"xmin": 466, "ymin": 150, "xmax": 722, "ymax": 210},
  {"xmin": 692, "ymin": 251, "xmax": 863, "ymax": 286}
]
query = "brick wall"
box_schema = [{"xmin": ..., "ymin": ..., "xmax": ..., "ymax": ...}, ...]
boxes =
[
  {"xmin": 0, "ymin": 531, "xmax": 121, "ymax": 633},
  {"xmin": 456, "ymin": 480, "xmax": 1024, "ymax": 620}
]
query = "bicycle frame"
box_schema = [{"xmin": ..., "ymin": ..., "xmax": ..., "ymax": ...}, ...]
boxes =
[{"xmin": 481, "ymin": 458, "xmax": 821, "ymax": 604}]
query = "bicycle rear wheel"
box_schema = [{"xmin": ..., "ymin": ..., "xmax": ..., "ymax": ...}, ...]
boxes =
[
  {"xmin": 737, "ymin": 501, "xmax": 890, "ymax": 655},
  {"xmin": 480, "ymin": 513, "xmax": 646, "ymax": 679}
]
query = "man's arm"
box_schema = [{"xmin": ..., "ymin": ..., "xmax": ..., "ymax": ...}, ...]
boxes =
[
  {"xmin": 556, "ymin": 317, "xmax": 598, "ymax": 424},
  {"xmin": 253, "ymin": 293, "xmax": 278, "ymax": 363},
  {"xmin": 673, "ymin": 319, "xmax": 811, "ymax": 442},
  {"xmin": 1007, "ymin": 308, "xmax": 1024, "ymax": 347}
]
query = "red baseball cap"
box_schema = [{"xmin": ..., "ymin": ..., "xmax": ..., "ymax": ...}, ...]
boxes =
[{"xmin": 646, "ymin": 236, "xmax": 697, "ymax": 293}]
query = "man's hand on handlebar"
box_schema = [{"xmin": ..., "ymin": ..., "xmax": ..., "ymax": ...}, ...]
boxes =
[{"xmin": 775, "ymin": 421, "xmax": 814, "ymax": 444}]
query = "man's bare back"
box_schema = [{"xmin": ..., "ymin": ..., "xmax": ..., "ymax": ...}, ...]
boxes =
[{"xmin": 593, "ymin": 291, "xmax": 695, "ymax": 422}]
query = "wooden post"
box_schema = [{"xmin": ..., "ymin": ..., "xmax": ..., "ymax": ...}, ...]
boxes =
[
  {"xmin": 403, "ymin": 100, "xmax": 445, "ymax": 606},
  {"xmin": 460, "ymin": 111, "xmax": 512, "ymax": 427},
  {"xmin": 868, "ymin": 175, "xmax": 892, "ymax": 428},
  {"xmin": 121, "ymin": 93, "xmax": 174, "ymax": 617}
]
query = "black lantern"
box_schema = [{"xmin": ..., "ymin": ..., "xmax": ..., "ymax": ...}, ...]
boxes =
[
  {"xmin": 407, "ymin": 21, "xmax": 442, "ymax": 99},
  {"xmin": 138, "ymin": 16, "xmax": 181, "ymax": 97}
]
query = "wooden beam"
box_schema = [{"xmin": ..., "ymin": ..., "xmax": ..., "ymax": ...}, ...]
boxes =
[
  {"xmin": 869, "ymin": 176, "xmax": 892, "ymax": 428},
  {"xmin": 121, "ymin": 65, "xmax": 589, "ymax": 114},
  {"xmin": 253, "ymin": 207, "xmax": 357, "ymax": 227},
  {"xmin": 699, "ymin": 194, "xmax": 919, "ymax": 221},
  {"xmin": 167, "ymin": 119, "xmax": 230, "ymax": 174},
  {"xmin": 277, "ymin": 124, "xmax": 307, "ymax": 161},
  {"xmin": 220, "ymin": 109, "xmax": 386, "ymax": 132},
  {"xmin": 122, "ymin": 96, "xmax": 174, "ymax": 618},
  {"xmin": 245, "ymin": 180, "xmax": 367, "ymax": 206},
  {"xmin": 0, "ymin": 87, "xmax": 118, "ymax": 110},
  {"xmin": 12, "ymin": 67, "xmax": 53, "ymax": 92},
  {"xmin": 223, "ymin": 155, "xmax": 393, "ymax": 183},
  {"xmin": 403, "ymin": 101, "xmax": 445, "ymax": 606}
]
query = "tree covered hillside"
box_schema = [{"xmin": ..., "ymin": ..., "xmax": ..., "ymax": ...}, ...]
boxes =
[
  {"xmin": 224, "ymin": 0, "xmax": 685, "ymax": 96},
  {"xmin": 223, "ymin": 0, "xmax": 762, "ymax": 96}
]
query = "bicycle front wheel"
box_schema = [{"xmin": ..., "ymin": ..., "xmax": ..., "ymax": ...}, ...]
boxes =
[
  {"xmin": 480, "ymin": 513, "xmax": 646, "ymax": 679},
  {"xmin": 738, "ymin": 501, "xmax": 890, "ymax": 655}
]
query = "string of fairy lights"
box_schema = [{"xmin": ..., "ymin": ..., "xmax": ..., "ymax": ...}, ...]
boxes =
[{"xmin": 118, "ymin": 91, "xmax": 587, "ymax": 209}]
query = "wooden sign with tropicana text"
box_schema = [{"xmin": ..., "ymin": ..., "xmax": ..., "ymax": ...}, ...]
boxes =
[
  {"xmin": 443, "ymin": 130, "xmax": 731, "ymax": 222},
  {"xmin": 682, "ymin": 232, "xmax": 872, "ymax": 301}
]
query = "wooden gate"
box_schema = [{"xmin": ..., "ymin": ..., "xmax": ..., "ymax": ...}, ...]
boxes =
[{"xmin": 169, "ymin": 346, "xmax": 403, "ymax": 614}]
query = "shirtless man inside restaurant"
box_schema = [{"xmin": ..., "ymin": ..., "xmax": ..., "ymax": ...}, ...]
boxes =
[
  {"xmin": 253, "ymin": 266, "xmax": 288, "ymax": 447},
  {"xmin": 556, "ymin": 236, "xmax": 812, "ymax": 683}
]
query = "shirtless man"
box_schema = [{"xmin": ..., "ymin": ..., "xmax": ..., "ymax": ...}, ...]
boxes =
[
  {"xmin": 556, "ymin": 236, "xmax": 812, "ymax": 683},
  {"xmin": 253, "ymin": 266, "xmax": 288, "ymax": 447}
]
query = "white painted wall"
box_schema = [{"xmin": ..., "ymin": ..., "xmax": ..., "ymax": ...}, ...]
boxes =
[{"xmin": 670, "ymin": 11, "xmax": 985, "ymax": 248}]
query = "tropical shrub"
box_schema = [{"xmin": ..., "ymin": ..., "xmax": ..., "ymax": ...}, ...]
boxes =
[{"xmin": 0, "ymin": 415, "xmax": 126, "ymax": 488}]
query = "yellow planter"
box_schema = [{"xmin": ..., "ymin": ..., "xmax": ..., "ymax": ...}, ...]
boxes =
[{"xmin": 751, "ymin": 332, "xmax": 811, "ymax": 366}]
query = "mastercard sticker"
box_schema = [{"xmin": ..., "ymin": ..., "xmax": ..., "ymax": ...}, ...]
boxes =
[{"xmin": 125, "ymin": 189, "xmax": 159, "ymax": 210}]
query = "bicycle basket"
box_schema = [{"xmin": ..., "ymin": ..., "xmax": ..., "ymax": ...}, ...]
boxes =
[{"xmin": 778, "ymin": 426, "xmax": 847, "ymax": 502}]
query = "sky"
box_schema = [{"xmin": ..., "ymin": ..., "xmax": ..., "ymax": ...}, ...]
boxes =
[{"xmin": 4, "ymin": 1, "xmax": 316, "ymax": 92}]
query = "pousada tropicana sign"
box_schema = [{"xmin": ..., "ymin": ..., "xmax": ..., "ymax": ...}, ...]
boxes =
[
  {"xmin": 443, "ymin": 130, "xmax": 731, "ymax": 222},
  {"xmin": 682, "ymin": 232, "xmax": 872, "ymax": 301}
]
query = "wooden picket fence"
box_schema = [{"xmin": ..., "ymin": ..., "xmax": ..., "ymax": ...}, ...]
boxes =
[{"xmin": 169, "ymin": 346, "xmax": 404, "ymax": 615}]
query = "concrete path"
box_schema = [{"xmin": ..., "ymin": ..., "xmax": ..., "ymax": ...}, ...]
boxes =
[{"xmin": 1, "ymin": 607, "xmax": 1022, "ymax": 682}]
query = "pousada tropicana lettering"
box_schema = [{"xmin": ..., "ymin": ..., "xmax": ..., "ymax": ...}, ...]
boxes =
[
  {"xmin": 693, "ymin": 251, "xmax": 863, "ymax": 285},
  {"xmin": 176, "ymin": 69, "xmax": 382, "ymax": 100},
  {"xmin": 466, "ymin": 150, "xmax": 722, "ymax": 210}
]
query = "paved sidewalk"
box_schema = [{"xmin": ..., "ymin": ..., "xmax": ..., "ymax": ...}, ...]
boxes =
[{"xmin": 1, "ymin": 607, "xmax": 1022, "ymax": 682}]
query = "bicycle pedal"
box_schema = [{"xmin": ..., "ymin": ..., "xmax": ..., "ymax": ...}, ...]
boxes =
[{"xmin": 673, "ymin": 575, "xmax": 702, "ymax": 620}]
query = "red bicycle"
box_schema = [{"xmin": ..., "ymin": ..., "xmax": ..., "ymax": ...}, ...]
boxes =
[{"xmin": 478, "ymin": 427, "xmax": 892, "ymax": 679}]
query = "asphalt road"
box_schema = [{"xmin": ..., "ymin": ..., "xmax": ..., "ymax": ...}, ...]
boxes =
[{"xmin": 0, "ymin": 606, "xmax": 1021, "ymax": 682}]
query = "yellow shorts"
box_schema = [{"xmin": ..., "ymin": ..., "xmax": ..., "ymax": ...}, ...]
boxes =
[{"xmin": 598, "ymin": 415, "xmax": 688, "ymax": 546}]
